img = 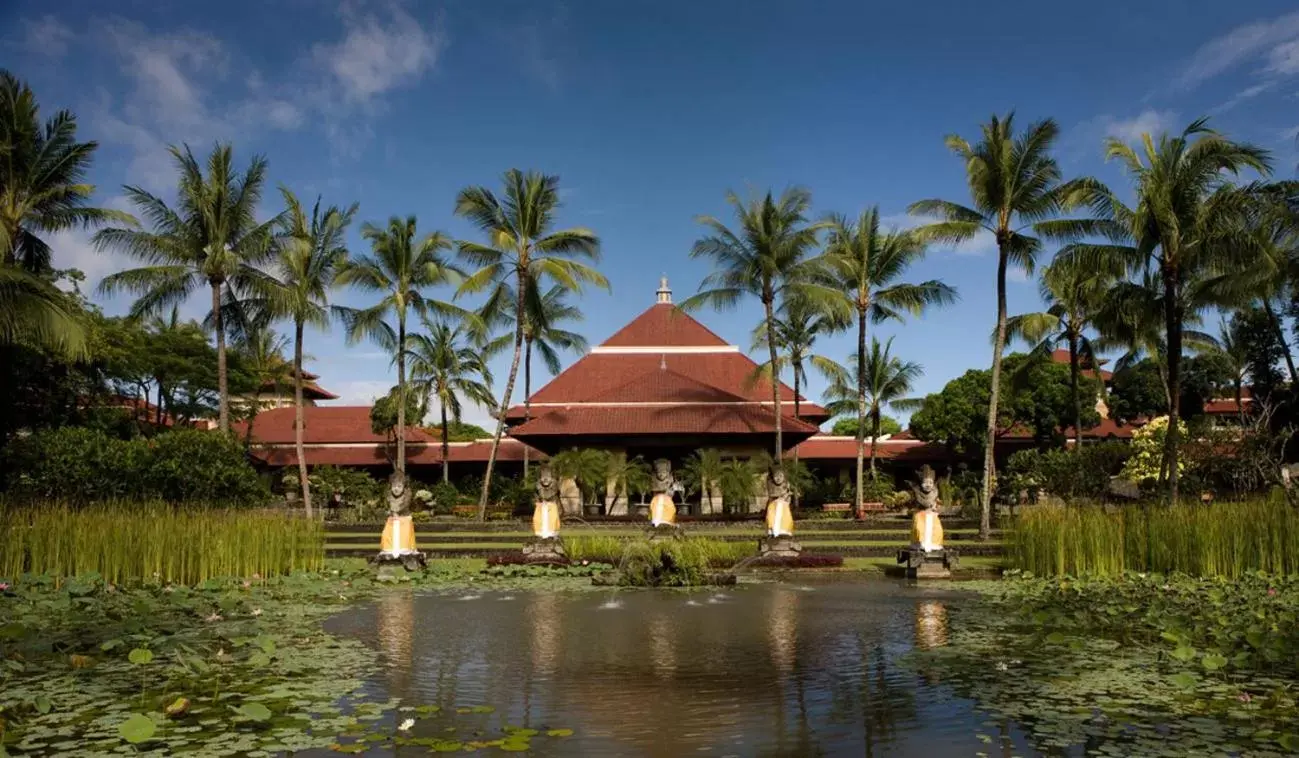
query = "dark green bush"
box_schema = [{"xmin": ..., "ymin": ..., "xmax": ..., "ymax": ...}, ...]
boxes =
[
  {"xmin": 1003, "ymin": 442, "xmax": 1131, "ymax": 503},
  {"xmin": 426, "ymin": 481, "xmax": 462, "ymax": 514},
  {"xmin": 309, "ymin": 465, "xmax": 383, "ymax": 510},
  {"xmin": 1, "ymin": 427, "xmax": 268, "ymax": 505}
]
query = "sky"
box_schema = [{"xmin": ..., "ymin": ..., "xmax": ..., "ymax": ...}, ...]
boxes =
[{"xmin": 5, "ymin": 0, "xmax": 1299, "ymax": 430}]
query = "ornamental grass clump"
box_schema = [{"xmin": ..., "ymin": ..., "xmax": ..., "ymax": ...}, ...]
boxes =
[
  {"xmin": 0, "ymin": 503, "xmax": 324, "ymax": 584},
  {"xmin": 1009, "ymin": 498, "xmax": 1299, "ymax": 578}
]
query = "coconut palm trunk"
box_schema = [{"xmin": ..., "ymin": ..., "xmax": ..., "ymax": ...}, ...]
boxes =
[
  {"xmin": 396, "ymin": 312, "xmax": 407, "ymax": 475},
  {"xmin": 1068, "ymin": 331, "xmax": 1083, "ymax": 450},
  {"xmin": 479, "ymin": 280, "xmax": 525, "ymax": 520},
  {"xmin": 981, "ymin": 246, "xmax": 1009, "ymax": 541},
  {"xmin": 1261, "ymin": 299, "xmax": 1298, "ymax": 386},
  {"xmin": 1163, "ymin": 269, "xmax": 1182, "ymax": 505},
  {"xmin": 294, "ymin": 319, "xmax": 312, "ymax": 517},
  {"xmin": 523, "ymin": 335, "xmax": 533, "ymax": 481},
  {"xmin": 869, "ymin": 409, "xmax": 880, "ymax": 476},
  {"xmin": 856, "ymin": 309, "xmax": 867, "ymax": 505},
  {"xmin": 440, "ymin": 401, "xmax": 451, "ymax": 484},
  {"xmin": 763, "ymin": 295, "xmax": 783, "ymax": 462},
  {"xmin": 212, "ymin": 280, "xmax": 230, "ymax": 432}
]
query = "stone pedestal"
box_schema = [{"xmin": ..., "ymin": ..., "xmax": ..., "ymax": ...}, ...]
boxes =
[
  {"xmin": 897, "ymin": 545, "xmax": 958, "ymax": 579},
  {"xmin": 759, "ymin": 535, "xmax": 802, "ymax": 558},
  {"xmin": 370, "ymin": 551, "xmax": 427, "ymax": 581},
  {"xmin": 646, "ymin": 523, "xmax": 684, "ymax": 542},
  {"xmin": 522, "ymin": 536, "xmax": 569, "ymax": 564}
]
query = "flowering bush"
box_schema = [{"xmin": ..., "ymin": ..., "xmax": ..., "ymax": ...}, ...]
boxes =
[{"xmin": 1120, "ymin": 416, "xmax": 1187, "ymax": 485}]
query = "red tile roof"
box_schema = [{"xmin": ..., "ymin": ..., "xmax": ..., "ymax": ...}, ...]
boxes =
[
  {"xmin": 1049, "ymin": 349, "xmax": 1113, "ymax": 380},
  {"xmin": 250, "ymin": 439, "xmax": 540, "ymax": 467},
  {"xmin": 510, "ymin": 404, "xmax": 822, "ymax": 438},
  {"xmin": 601, "ymin": 303, "xmax": 731, "ymax": 347},
  {"xmin": 789, "ymin": 435, "xmax": 948, "ymax": 461},
  {"xmin": 1204, "ymin": 397, "xmax": 1252, "ymax": 415},
  {"xmin": 233, "ymin": 406, "xmax": 435, "ymax": 445}
]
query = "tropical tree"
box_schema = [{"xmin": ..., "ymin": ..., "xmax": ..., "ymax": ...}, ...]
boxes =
[
  {"xmin": 484, "ymin": 284, "xmax": 588, "ymax": 480},
  {"xmin": 750, "ymin": 296, "xmax": 842, "ymax": 427},
  {"xmin": 1004, "ymin": 258, "xmax": 1113, "ymax": 448},
  {"xmin": 909, "ymin": 114, "xmax": 1095, "ymax": 538},
  {"xmin": 822, "ymin": 338, "xmax": 923, "ymax": 476},
  {"xmin": 242, "ymin": 189, "xmax": 355, "ymax": 512},
  {"xmin": 0, "ymin": 70, "xmax": 130, "ymax": 357},
  {"xmin": 605, "ymin": 453, "xmax": 652, "ymax": 508},
  {"xmin": 682, "ymin": 187, "xmax": 836, "ymax": 462},
  {"xmin": 823, "ymin": 206, "xmax": 956, "ymax": 510},
  {"xmin": 97, "ymin": 143, "xmax": 277, "ymax": 432},
  {"xmin": 406, "ymin": 315, "xmax": 496, "ymax": 483},
  {"xmin": 234, "ymin": 326, "xmax": 292, "ymax": 445},
  {"xmin": 336, "ymin": 216, "xmax": 459, "ymax": 476},
  {"xmin": 680, "ymin": 448, "xmax": 725, "ymax": 511},
  {"xmin": 454, "ymin": 169, "xmax": 604, "ymax": 519},
  {"xmin": 1061, "ymin": 118, "xmax": 1270, "ymax": 503},
  {"xmin": 1220, "ymin": 190, "xmax": 1299, "ymax": 384}
]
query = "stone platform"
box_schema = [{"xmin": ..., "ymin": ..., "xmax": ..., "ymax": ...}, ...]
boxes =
[
  {"xmin": 759, "ymin": 535, "xmax": 802, "ymax": 558},
  {"xmin": 521, "ymin": 536, "xmax": 569, "ymax": 564},
  {"xmin": 370, "ymin": 551, "xmax": 427, "ymax": 581},
  {"xmin": 645, "ymin": 523, "xmax": 684, "ymax": 541},
  {"xmin": 896, "ymin": 545, "xmax": 959, "ymax": 579}
]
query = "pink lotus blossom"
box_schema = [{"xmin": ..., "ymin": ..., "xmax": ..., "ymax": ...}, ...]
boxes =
[
  {"xmin": 1238, "ymin": 692, "xmax": 1253, "ymax": 703},
  {"xmin": 1268, "ymin": 588, "xmax": 1277, "ymax": 597},
  {"xmin": 0, "ymin": 582, "xmax": 10, "ymax": 591}
]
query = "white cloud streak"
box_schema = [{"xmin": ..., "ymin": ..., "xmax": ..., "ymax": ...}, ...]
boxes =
[
  {"xmin": 1175, "ymin": 10, "xmax": 1299, "ymax": 89},
  {"xmin": 21, "ymin": 15, "xmax": 74, "ymax": 58}
]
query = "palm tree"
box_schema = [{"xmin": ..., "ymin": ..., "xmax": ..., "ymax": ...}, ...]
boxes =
[
  {"xmin": 681, "ymin": 187, "xmax": 835, "ymax": 463},
  {"xmin": 909, "ymin": 114, "xmax": 1095, "ymax": 539},
  {"xmin": 750, "ymin": 296, "xmax": 842, "ymax": 427},
  {"xmin": 243, "ymin": 189, "xmax": 355, "ymax": 514},
  {"xmin": 336, "ymin": 216, "xmax": 459, "ymax": 476},
  {"xmin": 454, "ymin": 169, "xmax": 605, "ymax": 520},
  {"xmin": 1004, "ymin": 258, "xmax": 1113, "ymax": 448},
  {"xmin": 1061, "ymin": 118, "xmax": 1270, "ymax": 503},
  {"xmin": 681, "ymin": 448, "xmax": 725, "ymax": 512},
  {"xmin": 97, "ymin": 143, "xmax": 277, "ymax": 432},
  {"xmin": 407, "ymin": 315, "xmax": 496, "ymax": 483},
  {"xmin": 0, "ymin": 70, "xmax": 131, "ymax": 357},
  {"xmin": 484, "ymin": 284, "xmax": 588, "ymax": 481},
  {"xmin": 1220, "ymin": 191, "xmax": 1299, "ymax": 384},
  {"xmin": 822, "ymin": 338, "xmax": 923, "ymax": 476},
  {"xmin": 234, "ymin": 325, "xmax": 292, "ymax": 445},
  {"xmin": 823, "ymin": 207, "xmax": 957, "ymax": 511},
  {"xmin": 1212, "ymin": 316, "xmax": 1249, "ymax": 425}
]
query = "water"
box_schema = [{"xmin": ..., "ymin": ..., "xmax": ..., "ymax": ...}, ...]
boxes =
[{"xmin": 324, "ymin": 578, "xmax": 1038, "ymax": 757}]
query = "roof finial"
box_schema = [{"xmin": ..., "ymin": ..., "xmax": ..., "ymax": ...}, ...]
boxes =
[{"xmin": 656, "ymin": 275, "xmax": 672, "ymax": 304}]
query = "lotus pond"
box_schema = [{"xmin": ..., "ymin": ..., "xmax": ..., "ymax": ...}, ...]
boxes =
[{"xmin": 2, "ymin": 564, "xmax": 1298, "ymax": 756}]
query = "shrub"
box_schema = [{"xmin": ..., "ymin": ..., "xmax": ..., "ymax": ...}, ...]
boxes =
[
  {"xmin": 1121, "ymin": 416, "xmax": 1187, "ymax": 486},
  {"xmin": 861, "ymin": 473, "xmax": 894, "ymax": 504},
  {"xmin": 1003, "ymin": 442, "xmax": 1131, "ymax": 503},
  {"xmin": 1, "ymin": 427, "xmax": 268, "ymax": 506},
  {"xmin": 617, "ymin": 540, "xmax": 712, "ymax": 587},
  {"xmin": 426, "ymin": 481, "xmax": 462, "ymax": 514},
  {"xmin": 309, "ymin": 466, "xmax": 383, "ymax": 513}
]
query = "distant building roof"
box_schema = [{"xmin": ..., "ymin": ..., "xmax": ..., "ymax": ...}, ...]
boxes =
[{"xmin": 1049, "ymin": 349, "xmax": 1113, "ymax": 381}]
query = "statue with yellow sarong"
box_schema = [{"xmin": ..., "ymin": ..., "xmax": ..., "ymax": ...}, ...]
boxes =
[
  {"xmin": 897, "ymin": 466, "xmax": 957, "ymax": 578},
  {"xmin": 759, "ymin": 463, "xmax": 801, "ymax": 558},
  {"xmin": 371, "ymin": 471, "xmax": 426, "ymax": 577},
  {"xmin": 648, "ymin": 459, "xmax": 677, "ymax": 527},
  {"xmin": 523, "ymin": 461, "xmax": 568, "ymax": 563}
]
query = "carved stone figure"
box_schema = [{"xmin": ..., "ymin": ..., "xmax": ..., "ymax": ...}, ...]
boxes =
[
  {"xmin": 373, "ymin": 470, "xmax": 425, "ymax": 577},
  {"xmin": 387, "ymin": 471, "xmax": 412, "ymax": 518},
  {"xmin": 912, "ymin": 465, "xmax": 938, "ymax": 512},
  {"xmin": 763, "ymin": 463, "xmax": 794, "ymax": 538},
  {"xmin": 898, "ymin": 465, "xmax": 956, "ymax": 578},
  {"xmin": 531, "ymin": 461, "xmax": 562, "ymax": 540},
  {"xmin": 648, "ymin": 459, "xmax": 677, "ymax": 527}
]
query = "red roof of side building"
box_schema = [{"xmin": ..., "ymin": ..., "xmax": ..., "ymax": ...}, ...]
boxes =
[
  {"xmin": 1049, "ymin": 349, "xmax": 1113, "ymax": 381},
  {"xmin": 233, "ymin": 406, "xmax": 435, "ymax": 445},
  {"xmin": 789, "ymin": 435, "xmax": 949, "ymax": 461},
  {"xmin": 257, "ymin": 369, "xmax": 339, "ymax": 400},
  {"xmin": 1204, "ymin": 396, "xmax": 1252, "ymax": 415},
  {"xmin": 511, "ymin": 404, "xmax": 822, "ymax": 438},
  {"xmin": 249, "ymin": 438, "xmax": 540, "ymax": 467}
]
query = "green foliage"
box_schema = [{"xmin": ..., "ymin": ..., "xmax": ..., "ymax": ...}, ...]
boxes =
[
  {"xmin": 2, "ymin": 427, "xmax": 268, "ymax": 505},
  {"xmin": 830, "ymin": 415, "xmax": 901, "ymax": 437},
  {"xmin": 1120, "ymin": 415, "xmax": 1187, "ymax": 485},
  {"xmin": 425, "ymin": 481, "xmax": 463, "ymax": 514},
  {"xmin": 369, "ymin": 385, "xmax": 426, "ymax": 438},
  {"xmin": 0, "ymin": 504, "xmax": 324, "ymax": 583},
  {"xmin": 1107, "ymin": 359, "xmax": 1167, "ymax": 423},
  {"xmin": 1180, "ymin": 351, "xmax": 1235, "ymax": 416},
  {"xmin": 860, "ymin": 472, "xmax": 894, "ymax": 504},
  {"xmin": 548, "ymin": 448, "xmax": 609, "ymax": 506},
  {"xmin": 616, "ymin": 540, "xmax": 712, "ymax": 587},
  {"xmin": 309, "ymin": 466, "xmax": 383, "ymax": 510},
  {"xmin": 1230, "ymin": 306, "xmax": 1287, "ymax": 401},
  {"xmin": 1009, "ymin": 497, "xmax": 1299, "ymax": 577},
  {"xmin": 1002, "ymin": 442, "xmax": 1131, "ymax": 502},
  {"xmin": 426, "ymin": 421, "xmax": 491, "ymax": 442}
]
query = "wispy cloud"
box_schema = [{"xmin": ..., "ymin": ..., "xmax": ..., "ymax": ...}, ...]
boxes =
[
  {"xmin": 312, "ymin": 3, "xmax": 444, "ymax": 103},
  {"xmin": 21, "ymin": 15, "xmax": 73, "ymax": 58},
  {"xmin": 1067, "ymin": 109, "xmax": 1179, "ymax": 159},
  {"xmin": 1174, "ymin": 10, "xmax": 1299, "ymax": 90}
]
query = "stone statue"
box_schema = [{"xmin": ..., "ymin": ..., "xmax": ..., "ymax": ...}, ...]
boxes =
[
  {"xmin": 764, "ymin": 463, "xmax": 794, "ymax": 537},
  {"xmin": 531, "ymin": 461, "xmax": 562, "ymax": 539},
  {"xmin": 374, "ymin": 469, "xmax": 425, "ymax": 576},
  {"xmin": 898, "ymin": 465, "xmax": 955, "ymax": 578},
  {"xmin": 648, "ymin": 459, "xmax": 677, "ymax": 527},
  {"xmin": 910, "ymin": 465, "xmax": 943, "ymax": 551}
]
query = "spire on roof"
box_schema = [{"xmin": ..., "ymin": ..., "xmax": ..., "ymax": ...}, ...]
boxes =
[{"xmin": 656, "ymin": 275, "xmax": 672, "ymax": 304}]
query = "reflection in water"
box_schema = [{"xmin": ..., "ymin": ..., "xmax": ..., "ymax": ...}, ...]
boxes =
[
  {"xmin": 325, "ymin": 580, "xmax": 1028, "ymax": 757},
  {"xmin": 914, "ymin": 600, "xmax": 949, "ymax": 650}
]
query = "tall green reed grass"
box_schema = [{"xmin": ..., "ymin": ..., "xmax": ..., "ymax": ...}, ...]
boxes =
[
  {"xmin": 1009, "ymin": 498, "xmax": 1299, "ymax": 578},
  {"xmin": 564, "ymin": 534, "xmax": 753, "ymax": 566},
  {"xmin": 0, "ymin": 502, "xmax": 324, "ymax": 584}
]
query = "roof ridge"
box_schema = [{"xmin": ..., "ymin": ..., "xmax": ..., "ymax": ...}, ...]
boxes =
[{"xmin": 599, "ymin": 303, "xmax": 732, "ymax": 347}]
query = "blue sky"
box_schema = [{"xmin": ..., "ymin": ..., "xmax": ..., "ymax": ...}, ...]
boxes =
[{"xmin": 5, "ymin": 0, "xmax": 1299, "ymax": 429}]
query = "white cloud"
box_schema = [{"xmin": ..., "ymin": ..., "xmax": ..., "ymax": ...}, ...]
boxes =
[
  {"xmin": 1268, "ymin": 38, "xmax": 1299, "ymax": 75},
  {"xmin": 1211, "ymin": 81, "xmax": 1275, "ymax": 114},
  {"xmin": 45, "ymin": 195, "xmax": 136, "ymax": 289},
  {"xmin": 313, "ymin": 4, "xmax": 443, "ymax": 103},
  {"xmin": 879, "ymin": 212, "xmax": 996, "ymax": 257},
  {"xmin": 21, "ymin": 15, "xmax": 74, "ymax": 57},
  {"xmin": 331, "ymin": 380, "xmax": 392, "ymax": 406},
  {"xmin": 1175, "ymin": 10, "xmax": 1299, "ymax": 89},
  {"xmin": 1098, "ymin": 109, "xmax": 1179, "ymax": 144}
]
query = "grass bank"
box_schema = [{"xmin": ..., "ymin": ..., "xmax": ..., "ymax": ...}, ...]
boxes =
[{"xmin": 1008, "ymin": 499, "xmax": 1299, "ymax": 577}]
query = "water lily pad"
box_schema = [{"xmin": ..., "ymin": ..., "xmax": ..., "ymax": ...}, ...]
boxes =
[
  {"xmin": 329, "ymin": 742, "xmax": 366, "ymax": 754},
  {"xmin": 233, "ymin": 702, "xmax": 272, "ymax": 722},
  {"xmin": 546, "ymin": 728, "xmax": 574, "ymax": 737},
  {"xmin": 1201, "ymin": 654, "xmax": 1227, "ymax": 672},
  {"xmin": 127, "ymin": 648, "xmax": 153, "ymax": 665},
  {"xmin": 118, "ymin": 714, "xmax": 156, "ymax": 744}
]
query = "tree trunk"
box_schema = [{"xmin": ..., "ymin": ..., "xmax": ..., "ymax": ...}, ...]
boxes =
[
  {"xmin": 1262, "ymin": 299, "xmax": 1298, "ymax": 386},
  {"xmin": 396, "ymin": 311, "xmax": 407, "ymax": 476},
  {"xmin": 479, "ymin": 274, "xmax": 526, "ymax": 520},
  {"xmin": 764, "ymin": 295, "xmax": 783, "ymax": 464},
  {"xmin": 855, "ymin": 307, "xmax": 867, "ymax": 514},
  {"xmin": 441, "ymin": 400, "xmax": 450, "ymax": 484},
  {"xmin": 868, "ymin": 409, "xmax": 879, "ymax": 477},
  {"xmin": 212, "ymin": 281, "xmax": 229, "ymax": 432},
  {"xmin": 523, "ymin": 336, "xmax": 533, "ymax": 482},
  {"xmin": 1068, "ymin": 330, "xmax": 1083, "ymax": 450},
  {"xmin": 294, "ymin": 319, "xmax": 312, "ymax": 518},
  {"xmin": 1163, "ymin": 267, "xmax": 1182, "ymax": 505},
  {"xmin": 980, "ymin": 249, "xmax": 1009, "ymax": 541},
  {"xmin": 1235, "ymin": 379, "xmax": 1244, "ymax": 426},
  {"xmin": 791, "ymin": 360, "xmax": 801, "ymax": 507}
]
